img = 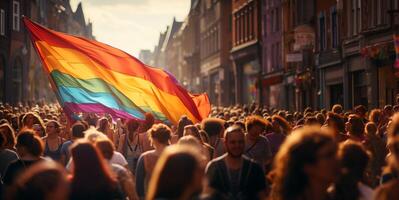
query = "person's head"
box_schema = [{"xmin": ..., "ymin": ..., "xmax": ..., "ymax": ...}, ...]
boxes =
[
  {"xmin": 95, "ymin": 138, "xmax": 115, "ymax": 160},
  {"xmin": 224, "ymin": 125, "xmax": 245, "ymax": 158},
  {"xmin": 369, "ymin": 109, "xmax": 382, "ymax": 124},
  {"xmin": 84, "ymin": 127, "xmax": 108, "ymax": 143},
  {"xmin": 16, "ymin": 130, "xmax": 44, "ymax": 158},
  {"xmin": 126, "ymin": 119, "xmax": 140, "ymax": 135},
  {"xmin": 8, "ymin": 160, "xmax": 69, "ymax": 200},
  {"xmin": 269, "ymin": 126, "xmax": 337, "ymax": 200},
  {"xmin": 338, "ymin": 141, "xmax": 370, "ymax": 181},
  {"xmin": 148, "ymin": 124, "xmax": 172, "ymax": 147},
  {"xmin": 45, "ymin": 120, "xmax": 61, "ymax": 136},
  {"xmin": 22, "ymin": 112, "xmax": 43, "ymax": 129},
  {"xmin": 345, "ymin": 114, "xmax": 364, "ymax": 137},
  {"xmin": 304, "ymin": 116, "xmax": 319, "ymax": 126},
  {"xmin": 141, "ymin": 112, "xmax": 155, "ymax": 132},
  {"xmin": 146, "ymin": 146, "xmax": 204, "ymax": 200},
  {"xmin": 384, "ymin": 105, "xmax": 394, "ymax": 117},
  {"xmin": 388, "ymin": 113, "xmax": 399, "ymax": 138},
  {"xmin": 183, "ymin": 125, "xmax": 203, "ymax": 143},
  {"xmin": 387, "ymin": 135, "xmax": 399, "ymax": 172},
  {"xmin": 70, "ymin": 140, "xmax": 117, "ymax": 192},
  {"xmin": 201, "ymin": 118, "xmax": 225, "ymax": 139},
  {"xmin": 177, "ymin": 135, "xmax": 202, "ymax": 148},
  {"xmin": 331, "ymin": 141, "xmax": 370, "ymax": 200},
  {"xmin": 326, "ymin": 112, "xmax": 345, "ymax": 134},
  {"xmin": 176, "ymin": 116, "xmax": 193, "ymax": 138},
  {"xmin": 84, "ymin": 113, "xmax": 98, "ymax": 127},
  {"xmin": 271, "ymin": 115, "xmax": 291, "ymax": 135},
  {"xmin": 96, "ymin": 117, "xmax": 109, "ymax": 133},
  {"xmin": 245, "ymin": 115, "xmax": 267, "ymax": 139},
  {"xmin": 332, "ymin": 104, "xmax": 343, "ymax": 114},
  {"xmin": 198, "ymin": 130, "xmax": 209, "ymax": 144},
  {"xmin": 394, "ymin": 105, "xmax": 399, "ymax": 113},
  {"xmin": 32, "ymin": 123, "xmax": 46, "ymax": 137},
  {"xmin": 315, "ymin": 113, "xmax": 325, "ymax": 126},
  {"xmin": 354, "ymin": 105, "xmax": 367, "ymax": 118},
  {"xmin": 365, "ymin": 122, "xmax": 377, "ymax": 136},
  {"xmin": 0, "ymin": 123, "xmax": 16, "ymax": 150},
  {"xmin": 71, "ymin": 123, "xmax": 86, "ymax": 140}
]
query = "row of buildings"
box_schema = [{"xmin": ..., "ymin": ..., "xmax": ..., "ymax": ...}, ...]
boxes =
[
  {"xmin": 143, "ymin": 0, "xmax": 399, "ymax": 111},
  {"xmin": 0, "ymin": 0, "xmax": 94, "ymax": 104}
]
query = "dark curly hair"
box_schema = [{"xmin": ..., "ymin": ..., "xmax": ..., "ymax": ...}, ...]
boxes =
[{"xmin": 269, "ymin": 126, "xmax": 336, "ymax": 200}]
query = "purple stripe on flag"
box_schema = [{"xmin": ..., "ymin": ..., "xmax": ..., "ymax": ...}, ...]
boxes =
[{"xmin": 63, "ymin": 102, "xmax": 144, "ymax": 121}]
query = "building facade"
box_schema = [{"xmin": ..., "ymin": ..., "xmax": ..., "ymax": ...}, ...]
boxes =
[
  {"xmin": 178, "ymin": 1, "xmax": 202, "ymax": 93},
  {"xmin": 231, "ymin": 0, "xmax": 262, "ymax": 105},
  {"xmin": 0, "ymin": 0, "xmax": 94, "ymax": 105},
  {"xmin": 315, "ymin": 0, "xmax": 343, "ymax": 110},
  {"xmin": 199, "ymin": 0, "xmax": 232, "ymax": 106},
  {"xmin": 138, "ymin": 49, "xmax": 153, "ymax": 66},
  {"xmin": 262, "ymin": 0, "xmax": 285, "ymax": 109}
]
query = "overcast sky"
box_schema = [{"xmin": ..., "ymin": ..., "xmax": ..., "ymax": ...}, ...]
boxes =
[{"xmin": 69, "ymin": 0, "xmax": 190, "ymax": 57}]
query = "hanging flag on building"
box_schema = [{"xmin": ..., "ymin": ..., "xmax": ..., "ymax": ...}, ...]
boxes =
[
  {"xmin": 23, "ymin": 17, "xmax": 210, "ymax": 125},
  {"xmin": 394, "ymin": 34, "xmax": 399, "ymax": 69}
]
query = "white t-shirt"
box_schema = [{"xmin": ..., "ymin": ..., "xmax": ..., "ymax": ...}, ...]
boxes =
[
  {"xmin": 111, "ymin": 151, "xmax": 128, "ymax": 166},
  {"xmin": 66, "ymin": 151, "xmax": 128, "ymax": 172},
  {"xmin": 358, "ymin": 182, "xmax": 374, "ymax": 200}
]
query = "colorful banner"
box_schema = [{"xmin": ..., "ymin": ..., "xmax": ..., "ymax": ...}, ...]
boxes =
[{"xmin": 23, "ymin": 18, "xmax": 210, "ymax": 125}]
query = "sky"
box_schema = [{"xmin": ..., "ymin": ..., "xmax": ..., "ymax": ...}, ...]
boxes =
[{"xmin": 69, "ymin": 0, "xmax": 190, "ymax": 57}]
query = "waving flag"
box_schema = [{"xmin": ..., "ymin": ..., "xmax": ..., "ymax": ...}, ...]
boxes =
[{"xmin": 23, "ymin": 18, "xmax": 210, "ymax": 124}]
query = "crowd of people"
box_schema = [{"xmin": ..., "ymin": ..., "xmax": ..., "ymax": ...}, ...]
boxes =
[{"xmin": 0, "ymin": 101, "xmax": 399, "ymax": 199}]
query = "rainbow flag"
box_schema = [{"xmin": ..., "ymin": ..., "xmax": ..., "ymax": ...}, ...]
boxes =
[
  {"xmin": 395, "ymin": 34, "xmax": 399, "ymax": 69},
  {"xmin": 23, "ymin": 18, "xmax": 210, "ymax": 124}
]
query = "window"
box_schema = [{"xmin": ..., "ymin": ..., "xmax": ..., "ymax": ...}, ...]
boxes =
[
  {"xmin": 331, "ymin": 7, "xmax": 338, "ymax": 48},
  {"xmin": 377, "ymin": 0, "xmax": 382, "ymax": 25},
  {"xmin": 271, "ymin": 9, "xmax": 275, "ymax": 32},
  {"xmin": 276, "ymin": 8, "xmax": 280, "ymax": 32},
  {"xmin": 0, "ymin": 9, "xmax": 5, "ymax": 36},
  {"xmin": 13, "ymin": 1, "xmax": 20, "ymax": 31},
  {"xmin": 244, "ymin": 8, "xmax": 248, "ymax": 41},
  {"xmin": 319, "ymin": 12, "xmax": 326, "ymax": 50},
  {"xmin": 277, "ymin": 42, "xmax": 282, "ymax": 69},
  {"xmin": 235, "ymin": 13, "xmax": 239, "ymax": 45},
  {"xmin": 240, "ymin": 11, "xmax": 245, "ymax": 43},
  {"xmin": 249, "ymin": 6, "xmax": 253, "ymax": 39},
  {"xmin": 271, "ymin": 44, "xmax": 275, "ymax": 71},
  {"xmin": 356, "ymin": 0, "xmax": 361, "ymax": 33}
]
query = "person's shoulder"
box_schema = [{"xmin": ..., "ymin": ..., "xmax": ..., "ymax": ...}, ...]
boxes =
[
  {"xmin": 111, "ymin": 151, "xmax": 127, "ymax": 164},
  {"xmin": 258, "ymin": 135, "xmax": 271, "ymax": 144},
  {"xmin": 375, "ymin": 179, "xmax": 399, "ymax": 199},
  {"xmin": 210, "ymin": 154, "xmax": 226, "ymax": 162},
  {"xmin": 141, "ymin": 150, "xmax": 156, "ymax": 156},
  {"xmin": 111, "ymin": 163, "xmax": 128, "ymax": 174},
  {"xmin": 113, "ymin": 151, "xmax": 124, "ymax": 158},
  {"xmin": 242, "ymin": 155, "xmax": 262, "ymax": 167},
  {"xmin": 2, "ymin": 149, "xmax": 18, "ymax": 157},
  {"xmin": 139, "ymin": 132, "xmax": 148, "ymax": 137},
  {"xmin": 358, "ymin": 182, "xmax": 374, "ymax": 197},
  {"xmin": 207, "ymin": 154, "xmax": 226, "ymax": 168},
  {"xmin": 61, "ymin": 140, "xmax": 72, "ymax": 147},
  {"xmin": 6, "ymin": 159, "xmax": 25, "ymax": 171}
]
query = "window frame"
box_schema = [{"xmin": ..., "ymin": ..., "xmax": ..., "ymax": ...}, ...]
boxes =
[
  {"xmin": 12, "ymin": 1, "xmax": 20, "ymax": 32},
  {"xmin": 0, "ymin": 9, "xmax": 5, "ymax": 36}
]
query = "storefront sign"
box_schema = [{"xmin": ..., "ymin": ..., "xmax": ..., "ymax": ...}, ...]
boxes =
[
  {"xmin": 200, "ymin": 57, "xmax": 221, "ymax": 74},
  {"xmin": 286, "ymin": 53, "xmax": 303, "ymax": 62},
  {"xmin": 293, "ymin": 25, "xmax": 315, "ymax": 51}
]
